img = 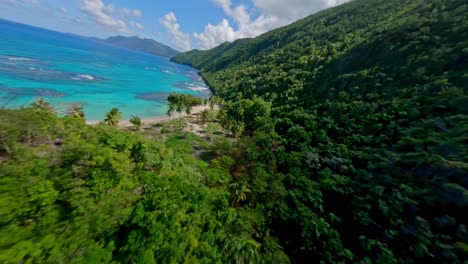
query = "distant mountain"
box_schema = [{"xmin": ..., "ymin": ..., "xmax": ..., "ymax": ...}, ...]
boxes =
[{"xmin": 99, "ymin": 36, "xmax": 180, "ymax": 58}]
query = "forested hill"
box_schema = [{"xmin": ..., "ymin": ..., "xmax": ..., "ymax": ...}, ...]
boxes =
[
  {"xmin": 101, "ymin": 36, "xmax": 179, "ymax": 58},
  {"xmin": 173, "ymin": 0, "xmax": 468, "ymax": 263},
  {"xmin": 1, "ymin": 0, "xmax": 467, "ymax": 263}
]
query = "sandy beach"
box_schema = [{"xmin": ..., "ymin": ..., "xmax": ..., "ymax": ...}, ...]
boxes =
[{"xmin": 86, "ymin": 105, "xmax": 213, "ymax": 127}]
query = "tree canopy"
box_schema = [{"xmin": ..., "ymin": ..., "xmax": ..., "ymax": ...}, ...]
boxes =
[
  {"xmin": 1, "ymin": 0, "xmax": 467, "ymax": 262},
  {"xmin": 167, "ymin": 93, "xmax": 203, "ymax": 116},
  {"xmin": 173, "ymin": 0, "xmax": 468, "ymax": 262}
]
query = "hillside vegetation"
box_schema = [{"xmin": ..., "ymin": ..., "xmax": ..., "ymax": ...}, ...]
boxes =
[
  {"xmin": 1, "ymin": 0, "xmax": 467, "ymax": 262},
  {"xmin": 102, "ymin": 36, "xmax": 179, "ymax": 58},
  {"xmin": 173, "ymin": 0, "xmax": 468, "ymax": 262},
  {"xmin": 0, "ymin": 107, "xmax": 290, "ymax": 263}
]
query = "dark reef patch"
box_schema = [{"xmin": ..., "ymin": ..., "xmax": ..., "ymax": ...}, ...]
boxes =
[
  {"xmin": 0, "ymin": 84, "xmax": 66, "ymax": 97},
  {"xmin": 135, "ymin": 92, "xmax": 170, "ymax": 102}
]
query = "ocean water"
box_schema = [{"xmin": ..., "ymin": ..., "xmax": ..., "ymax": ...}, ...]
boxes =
[{"xmin": 0, "ymin": 19, "xmax": 210, "ymax": 121}]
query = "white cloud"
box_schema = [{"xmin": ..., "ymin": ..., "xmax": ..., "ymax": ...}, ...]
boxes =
[
  {"xmin": 119, "ymin": 7, "xmax": 142, "ymax": 19},
  {"xmin": 0, "ymin": 0, "xmax": 72, "ymax": 18},
  {"xmin": 129, "ymin": 21, "xmax": 144, "ymax": 30},
  {"xmin": 120, "ymin": 7, "xmax": 130, "ymax": 15},
  {"xmin": 133, "ymin": 9, "xmax": 142, "ymax": 19},
  {"xmin": 194, "ymin": 0, "xmax": 350, "ymax": 49},
  {"xmin": 252, "ymin": 0, "xmax": 346, "ymax": 23},
  {"xmin": 212, "ymin": 0, "xmax": 250, "ymax": 27},
  {"xmin": 194, "ymin": 19, "xmax": 236, "ymax": 50},
  {"xmin": 0, "ymin": 0, "xmax": 40, "ymax": 7},
  {"xmin": 160, "ymin": 12, "xmax": 191, "ymax": 51},
  {"xmin": 79, "ymin": 0, "xmax": 131, "ymax": 33}
]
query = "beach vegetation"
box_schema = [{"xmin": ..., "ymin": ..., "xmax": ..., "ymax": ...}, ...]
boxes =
[
  {"xmin": 167, "ymin": 93, "xmax": 203, "ymax": 116},
  {"xmin": 129, "ymin": 115, "xmax": 142, "ymax": 130},
  {"xmin": 66, "ymin": 103, "xmax": 85, "ymax": 119},
  {"xmin": 30, "ymin": 98, "xmax": 55, "ymax": 113},
  {"xmin": 103, "ymin": 107, "xmax": 122, "ymax": 126}
]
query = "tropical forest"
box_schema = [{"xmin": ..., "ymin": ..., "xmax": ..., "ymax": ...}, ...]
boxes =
[{"xmin": 1, "ymin": 0, "xmax": 467, "ymax": 263}]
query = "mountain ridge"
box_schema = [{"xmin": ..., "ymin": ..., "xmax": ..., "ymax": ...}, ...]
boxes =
[{"xmin": 98, "ymin": 35, "xmax": 180, "ymax": 58}]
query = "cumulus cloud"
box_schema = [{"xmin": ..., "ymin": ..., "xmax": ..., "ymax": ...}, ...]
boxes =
[
  {"xmin": 79, "ymin": 0, "xmax": 131, "ymax": 33},
  {"xmin": 160, "ymin": 12, "xmax": 191, "ymax": 51},
  {"xmin": 194, "ymin": 0, "xmax": 350, "ymax": 49},
  {"xmin": 194, "ymin": 19, "xmax": 236, "ymax": 50},
  {"xmin": 253, "ymin": 0, "xmax": 346, "ymax": 23},
  {"xmin": 213, "ymin": 0, "xmax": 250, "ymax": 27}
]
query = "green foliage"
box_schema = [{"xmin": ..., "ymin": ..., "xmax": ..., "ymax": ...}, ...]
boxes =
[
  {"xmin": 208, "ymin": 96, "xmax": 223, "ymax": 109},
  {"xmin": 167, "ymin": 93, "xmax": 202, "ymax": 116},
  {"xmin": 103, "ymin": 36, "xmax": 180, "ymax": 58},
  {"xmin": 129, "ymin": 115, "xmax": 142, "ymax": 130},
  {"xmin": 0, "ymin": 109, "xmax": 287, "ymax": 263},
  {"xmin": 2, "ymin": 0, "xmax": 467, "ymax": 262},
  {"xmin": 218, "ymin": 96, "xmax": 273, "ymax": 136},
  {"xmin": 66, "ymin": 103, "xmax": 85, "ymax": 119},
  {"xmin": 173, "ymin": 0, "xmax": 468, "ymax": 262},
  {"xmin": 103, "ymin": 108, "xmax": 122, "ymax": 126},
  {"xmin": 30, "ymin": 98, "xmax": 55, "ymax": 113}
]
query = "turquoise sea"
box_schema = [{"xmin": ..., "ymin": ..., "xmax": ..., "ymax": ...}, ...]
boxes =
[{"xmin": 0, "ymin": 19, "xmax": 210, "ymax": 121}]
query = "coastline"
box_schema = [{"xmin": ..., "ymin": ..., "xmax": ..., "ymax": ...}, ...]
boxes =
[
  {"xmin": 85, "ymin": 68, "xmax": 215, "ymax": 128},
  {"xmin": 86, "ymin": 105, "xmax": 212, "ymax": 127}
]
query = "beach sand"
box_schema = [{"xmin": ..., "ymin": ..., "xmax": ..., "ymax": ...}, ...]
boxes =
[{"xmin": 86, "ymin": 105, "xmax": 214, "ymax": 127}]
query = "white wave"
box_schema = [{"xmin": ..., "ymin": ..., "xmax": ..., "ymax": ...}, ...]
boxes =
[
  {"xmin": 75, "ymin": 74, "xmax": 95, "ymax": 80},
  {"xmin": 6, "ymin": 56, "xmax": 34, "ymax": 61},
  {"xmin": 162, "ymin": 70, "xmax": 172, "ymax": 74},
  {"xmin": 187, "ymin": 84, "xmax": 209, "ymax": 91}
]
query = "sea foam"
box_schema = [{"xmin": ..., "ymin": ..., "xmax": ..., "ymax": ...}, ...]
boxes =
[
  {"xmin": 6, "ymin": 56, "xmax": 34, "ymax": 61},
  {"xmin": 72, "ymin": 74, "xmax": 96, "ymax": 81},
  {"xmin": 186, "ymin": 82, "xmax": 209, "ymax": 91}
]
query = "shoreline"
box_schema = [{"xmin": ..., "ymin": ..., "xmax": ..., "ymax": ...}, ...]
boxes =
[{"xmin": 86, "ymin": 105, "xmax": 213, "ymax": 127}]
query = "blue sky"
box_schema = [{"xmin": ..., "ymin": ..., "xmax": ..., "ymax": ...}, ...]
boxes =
[{"xmin": 0, "ymin": 0, "xmax": 349, "ymax": 51}]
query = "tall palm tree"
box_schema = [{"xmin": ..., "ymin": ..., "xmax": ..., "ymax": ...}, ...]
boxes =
[
  {"xmin": 31, "ymin": 98, "xmax": 55, "ymax": 113},
  {"xmin": 230, "ymin": 182, "xmax": 251, "ymax": 208},
  {"xmin": 104, "ymin": 108, "xmax": 122, "ymax": 126},
  {"xmin": 66, "ymin": 104, "xmax": 85, "ymax": 119}
]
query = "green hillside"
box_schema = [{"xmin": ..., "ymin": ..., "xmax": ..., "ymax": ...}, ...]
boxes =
[
  {"xmin": 173, "ymin": 0, "xmax": 468, "ymax": 262},
  {"xmin": 0, "ymin": 107, "xmax": 289, "ymax": 263},
  {"xmin": 1, "ymin": 0, "xmax": 467, "ymax": 262},
  {"xmin": 103, "ymin": 36, "xmax": 179, "ymax": 58}
]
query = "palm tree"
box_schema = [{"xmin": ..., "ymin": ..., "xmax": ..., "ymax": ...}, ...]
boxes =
[
  {"xmin": 129, "ymin": 115, "xmax": 142, "ymax": 130},
  {"xmin": 167, "ymin": 104, "xmax": 175, "ymax": 117},
  {"xmin": 224, "ymin": 238, "xmax": 261, "ymax": 264},
  {"xmin": 66, "ymin": 104, "xmax": 85, "ymax": 119},
  {"xmin": 184, "ymin": 104, "xmax": 193, "ymax": 115},
  {"xmin": 200, "ymin": 109, "xmax": 209, "ymax": 125},
  {"xmin": 31, "ymin": 98, "xmax": 55, "ymax": 113},
  {"xmin": 104, "ymin": 108, "xmax": 122, "ymax": 126},
  {"xmin": 230, "ymin": 182, "xmax": 251, "ymax": 208}
]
